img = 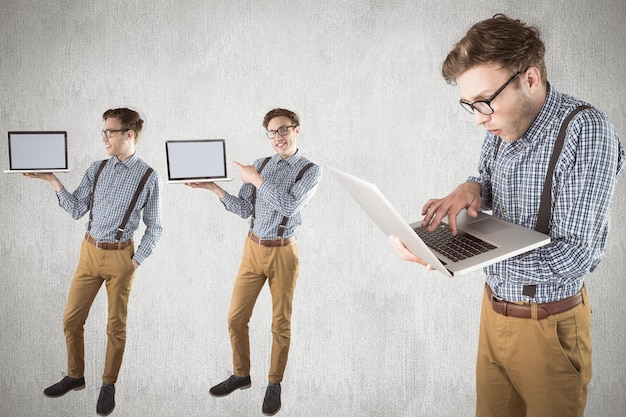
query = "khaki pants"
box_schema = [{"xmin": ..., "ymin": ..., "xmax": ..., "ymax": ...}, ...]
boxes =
[
  {"xmin": 228, "ymin": 237, "xmax": 299, "ymax": 384},
  {"xmin": 63, "ymin": 239, "xmax": 136, "ymax": 384},
  {"xmin": 476, "ymin": 285, "xmax": 592, "ymax": 417}
]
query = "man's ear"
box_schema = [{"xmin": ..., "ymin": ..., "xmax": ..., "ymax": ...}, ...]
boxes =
[
  {"xmin": 126, "ymin": 129, "xmax": 135, "ymax": 142},
  {"xmin": 525, "ymin": 66, "xmax": 543, "ymax": 92}
]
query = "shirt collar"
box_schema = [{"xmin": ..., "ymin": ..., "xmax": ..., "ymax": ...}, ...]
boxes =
[
  {"xmin": 270, "ymin": 149, "xmax": 301, "ymax": 166},
  {"xmin": 521, "ymin": 83, "xmax": 562, "ymax": 145},
  {"xmin": 113, "ymin": 152, "xmax": 139, "ymax": 168}
]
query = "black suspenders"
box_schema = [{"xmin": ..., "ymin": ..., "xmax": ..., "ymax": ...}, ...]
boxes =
[
  {"xmin": 492, "ymin": 104, "xmax": 590, "ymax": 234},
  {"xmin": 87, "ymin": 159, "xmax": 154, "ymax": 241},
  {"xmin": 250, "ymin": 157, "xmax": 315, "ymax": 237}
]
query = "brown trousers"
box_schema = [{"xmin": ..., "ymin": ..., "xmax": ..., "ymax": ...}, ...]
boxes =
[
  {"xmin": 228, "ymin": 236, "xmax": 299, "ymax": 384},
  {"xmin": 476, "ymin": 285, "xmax": 592, "ymax": 417},
  {"xmin": 63, "ymin": 238, "xmax": 136, "ymax": 384}
]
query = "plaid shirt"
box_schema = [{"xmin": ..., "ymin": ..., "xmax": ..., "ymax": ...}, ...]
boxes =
[
  {"xmin": 221, "ymin": 151, "xmax": 322, "ymax": 239},
  {"xmin": 468, "ymin": 85, "xmax": 625, "ymax": 303},
  {"xmin": 56, "ymin": 154, "xmax": 163, "ymax": 265}
]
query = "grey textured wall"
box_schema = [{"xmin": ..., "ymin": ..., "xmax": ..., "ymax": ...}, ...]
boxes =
[{"xmin": 1, "ymin": 1, "xmax": 625, "ymax": 416}]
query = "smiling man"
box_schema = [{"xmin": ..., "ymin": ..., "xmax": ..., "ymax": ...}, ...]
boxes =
[
  {"xmin": 25, "ymin": 108, "xmax": 162, "ymax": 416},
  {"xmin": 390, "ymin": 14, "xmax": 625, "ymax": 417},
  {"xmin": 186, "ymin": 108, "xmax": 322, "ymax": 415}
]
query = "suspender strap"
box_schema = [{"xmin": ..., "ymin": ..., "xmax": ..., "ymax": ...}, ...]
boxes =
[
  {"xmin": 115, "ymin": 167, "xmax": 154, "ymax": 241},
  {"xmin": 87, "ymin": 159, "xmax": 108, "ymax": 232},
  {"xmin": 276, "ymin": 162, "xmax": 315, "ymax": 237},
  {"xmin": 87, "ymin": 159, "xmax": 154, "ymax": 241},
  {"xmin": 250, "ymin": 158, "xmax": 316, "ymax": 237},
  {"xmin": 250, "ymin": 157, "xmax": 272, "ymax": 230},
  {"xmin": 493, "ymin": 138, "xmax": 502, "ymax": 161},
  {"xmin": 491, "ymin": 105, "xmax": 590, "ymax": 234},
  {"xmin": 535, "ymin": 105, "xmax": 590, "ymax": 234}
]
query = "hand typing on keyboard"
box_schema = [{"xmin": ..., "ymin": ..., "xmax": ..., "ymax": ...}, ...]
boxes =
[{"xmin": 421, "ymin": 182, "xmax": 482, "ymax": 235}]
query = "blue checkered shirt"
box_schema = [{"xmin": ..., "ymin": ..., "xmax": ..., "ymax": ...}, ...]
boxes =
[
  {"xmin": 468, "ymin": 85, "xmax": 625, "ymax": 303},
  {"xmin": 56, "ymin": 154, "xmax": 163, "ymax": 265},
  {"xmin": 220, "ymin": 151, "xmax": 322, "ymax": 239}
]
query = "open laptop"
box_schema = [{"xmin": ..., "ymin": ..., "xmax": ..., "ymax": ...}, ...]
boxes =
[
  {"xmin": 328, "ymin": 165, "xmax": 550, "ymax": 277},
  {"xmin": 4, "ymin": 131, "xmax": 70, "ymax": 173},
  {"xmin": 165, "ymin": 139, "xmax": 232, "ymax": 184}
]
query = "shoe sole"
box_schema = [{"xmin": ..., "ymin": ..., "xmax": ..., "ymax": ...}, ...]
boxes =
[
  {"xmin": 43, "ymin": 384, "xmax": 86, "ymax": 398},
  {"xmin": 96, "ymin": 405, "xmax": 115, "ymax": 417},
  {"xmin": 262, "ymin": 403, "xmax": 281, "ymax": 416},
  {"xmin": 96, "ymin": 407, "xmax": 115, "ymax": 416},
  {"xmin": 209, "ymin": 383, "xmax": 252, "ymax": 397}
]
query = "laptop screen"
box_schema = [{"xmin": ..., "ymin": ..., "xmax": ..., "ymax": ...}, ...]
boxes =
[
  {"xmin": 8, "ymin": 131, "xmax": 68, "ymax": 171},
  {"xmin": 165, "ymin": 139, "xmax": 229, "ymax": 182}
]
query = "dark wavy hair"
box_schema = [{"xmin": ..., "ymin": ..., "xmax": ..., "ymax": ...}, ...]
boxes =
[
  {"xmin": 262, "ymin": 108, "xmax": 300, "ymax": 129},
  {"xmin": 442, "ymin": 14, "xmax": 547, "ymax": 85},
  {"xmin": 102, "ymin": 108, "xmax": 144, "ymax": 143}
]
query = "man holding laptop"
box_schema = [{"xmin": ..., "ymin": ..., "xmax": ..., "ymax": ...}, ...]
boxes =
[
  {"xmin": 186, "ymin": 108, "xmax": 321, "ymax": 416},
  {"xmin": 391, "ymin": 15, "xmax": 624, "ymax": 416},
  {"xmin": 24, "ymin": 108, "xmax": 163, "ymax": 416}
]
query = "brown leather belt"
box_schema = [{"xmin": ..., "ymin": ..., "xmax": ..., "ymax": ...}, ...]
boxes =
[
  {"xmin": 486, "ymin": 284, "xmax": 583, "ymax": 320},
  {"xmin": 248, "ymin": 231, "xmax": 296, "ymax": 247},
  {"xmin": 85, "ymin": 233, "xmax": 133, "ymax": 250}
]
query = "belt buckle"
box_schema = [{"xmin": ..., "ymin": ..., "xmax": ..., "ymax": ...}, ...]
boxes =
[{"xmin": 95, "ymin": 240, "xmax": 103, "ymax": 249}]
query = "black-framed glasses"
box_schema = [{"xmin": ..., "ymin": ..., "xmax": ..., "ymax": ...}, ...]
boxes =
[
  {"xmin": 266, "ymin": 125, "xmax": 296, "ymax": 139},
  {"xmin": 101, "ymin": 129, "xmax": 129, "ymax": 138},
  {"xmin": 459, "ymin": 71, "xmax": 521, "ymax": 115}
]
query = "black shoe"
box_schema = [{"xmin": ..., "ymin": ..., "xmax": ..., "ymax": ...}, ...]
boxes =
[
  {"xmin": 43, "ymin": 376, "xmax": 85, "ymax": 397},
  {"xmin": 96, "ymin": 384, "xmax": 115, "ymax": 416},
  {"xmin": 209, "ymin": 375, "xmax": 252, "ymax": 397},
  {"xmin": 262, "ymin": 383, "xmax": 281, "ymax": 416}
]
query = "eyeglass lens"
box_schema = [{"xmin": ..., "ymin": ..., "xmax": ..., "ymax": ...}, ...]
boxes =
[{"xmin": 267, "ymin": 126, "xmax": 294, "ymax": 139}]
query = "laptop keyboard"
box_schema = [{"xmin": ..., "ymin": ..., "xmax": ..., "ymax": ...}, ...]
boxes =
[{"xmin": 414, "ymin": 223, "xmax": 497, "ymax": 263}]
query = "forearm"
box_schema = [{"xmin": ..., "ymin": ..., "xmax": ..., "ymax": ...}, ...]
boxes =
[
  {"xmin": 211, "ymin": 185, "xmax": 227, "ymax": 199},
  {"xmin": 56, "ymin": 187, "xmax": 90, "ymax": 219},
  {"xmin": 133, "ymin": 227, "xmax": 162, "ymax": 265},
  {"xmin": 134, "ymin": 182, "xmax": 163, "ymax": 265},
  {"xmin": 51, "ymin": 177, "xmax": 63, "ymax": 192},
  {"xmin": 221, "ymin": 191, "xmax": 253, "ymax": 219},
  {"xmin": 256, "ymin": 167, "xmax": 322, "ymax": 217},
  {"xmin": 257, "ymin": 181, "xmax": 315, "ymax": 217}
]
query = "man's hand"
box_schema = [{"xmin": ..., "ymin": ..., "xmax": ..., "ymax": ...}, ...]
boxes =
[
  {"xmin": 232, "ymin": 161, "xmax": 264, "ymax": 188},
  {"xmin": 23, "ymin": 172, "xmax": 63, "ymax": 192},
  {"xmin": 389, "ymin": 235, "xmax": 434, "ymax": 269},
  {"xmin": 185, "ymin": 181, "xmax": 226, "ymax": 198},
  {"xmin": 421, "ymin": 182, "xmax": 482, "ymax": 235}
]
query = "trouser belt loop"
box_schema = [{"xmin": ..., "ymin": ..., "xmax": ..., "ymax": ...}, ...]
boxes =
[
  {"xmin": 581, "ymin": 283, "xmax": 587, "ymax": 305},
  {"xmin": 531, "ymin": 303, "xmax": 538, "ymax": 320}
]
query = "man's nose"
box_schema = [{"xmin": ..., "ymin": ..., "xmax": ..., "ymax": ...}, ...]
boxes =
[{"xmin": 474, "ymin": 111, "xmax": 491, "ymax": 126}]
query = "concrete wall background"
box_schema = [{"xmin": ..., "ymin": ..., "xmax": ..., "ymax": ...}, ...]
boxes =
[{"xmin": 1, "ymin": 1, "xmax": 625, "ymax": 416}]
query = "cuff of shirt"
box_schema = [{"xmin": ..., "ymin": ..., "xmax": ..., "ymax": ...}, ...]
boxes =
[
  {"xmin": 132, "ymin": 254, "xmax": 144, "ymax": 266},
  {"xmin": 220, "ymin": 192, "xmax": 235, "ymax": 208},
  {"xmin": 466, "ymin": 177, "xmax": 485, "ymax": 197},
  {"xmin": 256, "ymin": 181, "xmax": 271, "ymax": 200},
  {"xmin": 55, "ymin": 187, "xmax": 69, "ymax": 202}
]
